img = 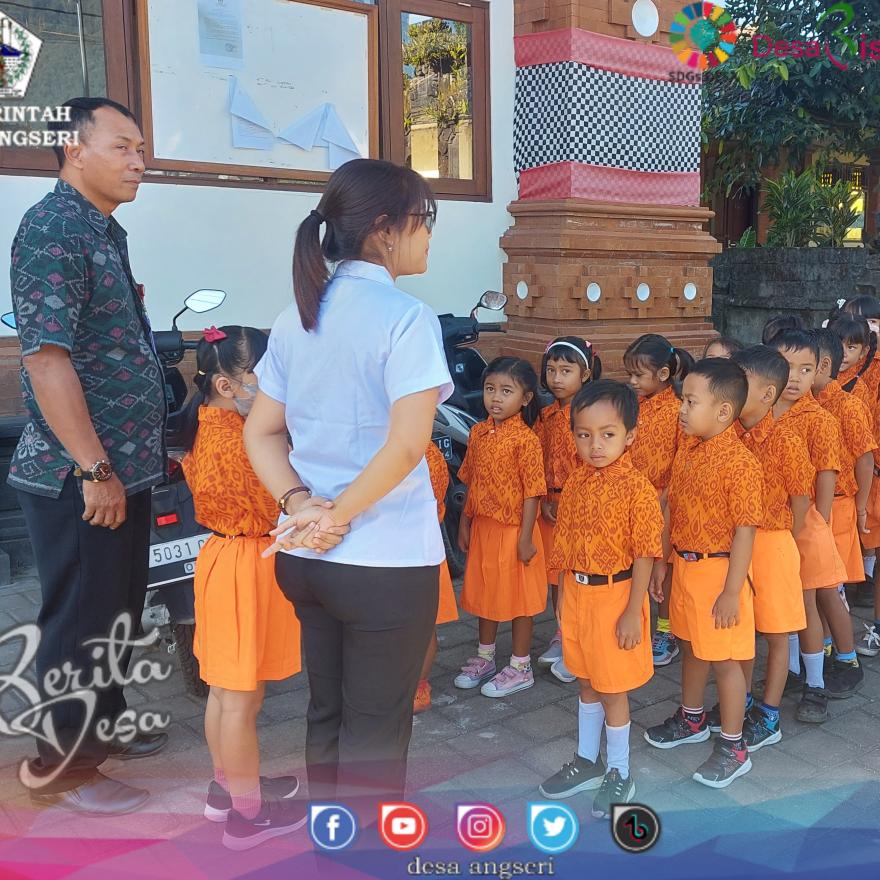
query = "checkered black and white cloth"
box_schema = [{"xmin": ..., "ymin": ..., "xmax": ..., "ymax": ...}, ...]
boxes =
[{"xmin": 514, "ymin": 61, "xmax": 701, "ymax": 175}]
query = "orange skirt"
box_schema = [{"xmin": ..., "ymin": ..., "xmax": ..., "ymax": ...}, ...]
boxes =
[
  {"xmin": 437, "ymin": 560, "xmax": 459, "ymax": 625},
  {"xmin": 460, "ymin": 516, "xmax": 547, "ymax": 622},
  {"xmin": 538, "ymin": 513, "xmax": 561, "ymax": 586},
  {"xmin": 750, "ymin": 529, "xmax": 806, "ymax": 634},
  {"xmin": 669, "ymin": 555, "xmax": 755, "ymax": 662},
  {"xmin": 795, "ymin": 504, "xmax": 848, "ymax": 590},
  {"xmin": 862, "ymin": 476, "xmax": 880, "ymax": 550},
  {"xmin": 194, "ymin": 534, "xmax": 301, "ymax": 691},
  {"xmin": 831, "ymin": 495, "xmax": 864, "ymax": 583},
  {"xmin": 559, "ymin": 572, "xmax": 652, "ymax": 694}
]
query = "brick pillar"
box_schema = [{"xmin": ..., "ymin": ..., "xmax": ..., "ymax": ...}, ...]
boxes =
[{"xmin": 498, "ymin": 0, "xmax": 722, "ymax": 375}]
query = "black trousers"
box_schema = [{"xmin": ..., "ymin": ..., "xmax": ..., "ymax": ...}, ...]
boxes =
[
  {"xmin": 17, "ymin": 474, "xmax": 152, "ymax": 792},
  {"xmin": 275, "ymin": 554, "xmax": 438, "ymax": 817}
]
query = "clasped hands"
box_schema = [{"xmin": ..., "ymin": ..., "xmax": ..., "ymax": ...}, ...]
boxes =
[{"xmin": 261, "ymin": 495, "xmax": 351, "ymax": 558}]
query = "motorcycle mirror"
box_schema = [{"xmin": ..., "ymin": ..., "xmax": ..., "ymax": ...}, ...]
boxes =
[
  {"xmin": 184, "ymin": 289, "xmax": 226, "ymax": 314},
  {"xmin": 479, "ymin": 291, "xmax": 507, "ymax": 311},
  {"xmin": 0, "ymin": 312, "xmax": 16, "ymax": 330}
]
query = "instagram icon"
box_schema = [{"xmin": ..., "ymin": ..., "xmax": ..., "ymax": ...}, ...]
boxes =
[{"xmin": 456, "ymin": 804, "xmax": 506, "ymax": 853}]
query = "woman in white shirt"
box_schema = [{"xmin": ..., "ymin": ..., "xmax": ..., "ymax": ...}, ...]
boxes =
[{"xmin": 244, "ymin": 159, "xmax": 453, "ymax": 819}]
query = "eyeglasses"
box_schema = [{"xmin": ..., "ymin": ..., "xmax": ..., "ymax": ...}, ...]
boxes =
[{"xmin": 410, "ymin": 210, "xmax": 437, "ymax": 233}]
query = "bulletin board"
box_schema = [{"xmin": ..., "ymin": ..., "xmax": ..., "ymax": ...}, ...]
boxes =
[{"xmin": 136, "ymin": 0, "xmax": 379, "ymax": 181}]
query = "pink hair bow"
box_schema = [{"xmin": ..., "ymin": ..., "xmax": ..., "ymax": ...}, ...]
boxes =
[{"xmin": 203, "ymin": 326, "xmax": 227, "ymax": 343}]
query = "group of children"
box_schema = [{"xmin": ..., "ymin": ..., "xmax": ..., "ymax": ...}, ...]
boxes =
[
  {"xmin": 177, "ymin": 293, "xmax": 880, "ymax": 848},
  {"xmin": 446, "ymin": 293, "xmax": 880, "ymax": 818}
]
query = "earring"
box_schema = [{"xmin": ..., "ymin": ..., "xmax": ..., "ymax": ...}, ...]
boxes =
[{"xmin": 387, "ymin": 243, "xmax": 394, "ymax": 252}]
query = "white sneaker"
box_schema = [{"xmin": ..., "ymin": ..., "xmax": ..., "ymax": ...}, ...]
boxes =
[
  {"xmin": 550, "ymin": 657, "xmax": 577, "ymax": 683},
  {"xmin": 856, "ymin": 623, "xmax": 880, "ymax": 658},
  {"xmin": 537, "ymin": 633, "xmax": 563, "ymax": 667}
]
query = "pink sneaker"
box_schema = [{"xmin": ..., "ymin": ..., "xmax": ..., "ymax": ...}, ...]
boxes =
[
  {"xmin": 480, "ymin": 664, "xmax": 534, "ymax": 698},
  {"xmin": 454, "ymin": 657, "xmax": 497, "ymax": 689}
]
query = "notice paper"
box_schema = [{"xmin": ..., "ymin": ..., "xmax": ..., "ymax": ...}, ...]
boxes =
[
  {"xmin": 199, "ymin": 0, "xmax": 244, "ymax": 70},
  {"xmin": 278, "ymin": 103, "xmax": 362, "ymax": 170},
  {"xmin": 228, "ymin": 76, "xmax": 274, "ymax": 149}
]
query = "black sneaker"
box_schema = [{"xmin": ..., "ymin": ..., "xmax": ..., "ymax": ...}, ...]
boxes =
[
  {"xmin": 539, "ymin": 752, "xmax": 606, "ymax": 799},
  {"xmin": 824, "ymin": 658, "xmax": 864, "ymax": 699},
  {"xmin": 644, "ymin": 707, "xmax": 710, "ymax": 749},
  {"xmin": 706, "ymin": 703, "xmax": 721, "ymax": 733},
  {"xmin": 204, "ymin": 775, "xmax": 300, "ymax": 822},
  {"xmin": 692, "ymin": 738, "xmax": 751, "ymax": 788},
  {"xmin": 743, "ymin": 709, "xmax": 782, "ymax": 752},
  {"xmin": 222, "ymin": 797, "xmax": 308, "ymax": 851},
  {"xmin": 796, "ymin": 685, "xmax": 828, "ymax": 723},
  {"xmin": 591, "ymin": 768, "xmax": 636, "ymax": 819}
]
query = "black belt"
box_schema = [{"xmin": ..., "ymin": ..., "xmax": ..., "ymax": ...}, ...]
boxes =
[
  {"xmin": 212, "ymin": 530, "xmax": 272, "ymax": 539},
  {"xmin": 675, "ymin": 549, "xmax": 730, "ymax": 562},
  {"xmin": 573, "ymin": 566, "xmax": 633, "ymax": 585},
  {"xmin": 548, "ymin": 487, "xmax": 563, "ymax": 494}
]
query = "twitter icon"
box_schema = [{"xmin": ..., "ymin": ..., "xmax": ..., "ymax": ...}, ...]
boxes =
[{"xmin": 527, "ymin": 802, "xmax": 579, "ymax": 854}]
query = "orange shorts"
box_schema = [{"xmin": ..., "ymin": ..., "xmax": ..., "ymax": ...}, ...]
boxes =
[
  {"xmin": 559, "ymin": 572, "xmax": 652, "ymax": 694},
  {"xmin": 460, "ymin": 516, "xmax": 547, "ymax": 621},
  {"xmin": 831, "ymin": 495, "xmax": 863, "ymax": 583},
  {"xmin": 863, "ymin": 475, "xmax": 880, "ymax": 550},
  {"xmin": 750, "ymin": 529, "xmax": 806, "ymax": 634},
  {"xmin": 538, "ymin": 513, "xmax": 561, "ymax": 586},
  {"xmin": 669, "ymin": 555, "xmax": 755, "ymax": 662},
  {"xmin": 437, "ymin": 560, "xmax": 459, "ymax": 625},
  {"xmin": 194, "ymin": 535, "xmax": 301, "ymax": 690},
  {"xmin": 795, "ymin": 504, "xmax": 848, "ymax": 590}
]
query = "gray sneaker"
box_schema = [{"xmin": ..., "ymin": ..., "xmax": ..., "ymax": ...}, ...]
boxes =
[
  {"xmin": 539, "ymin": 752, "xmax": 606, "ymax": 799},
  {"xmin": 591, "ymin": 768, "xmax": 636, "ymax": 819},
  {"xmin": 550, "ymin": 657, "xmax": 577, "ymax": 683},
  {"xmin": 856, "ymin": 624, "xmax": 880, "ymax": 658}
]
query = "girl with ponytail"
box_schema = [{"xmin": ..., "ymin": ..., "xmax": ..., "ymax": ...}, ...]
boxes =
[
  {"xmin": 838, "ymin": 298, "xmax": 880, "ymax": 403},
  {"xmin": 827, "ymin": 315, "xmax": 879, "ymax": 411},
  {"xmin": 623, "ymin": 333, "xmax": 695, "ymax": 668}
]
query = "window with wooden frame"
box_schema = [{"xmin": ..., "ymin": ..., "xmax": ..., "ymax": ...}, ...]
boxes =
[{"xmin": 0, "ymin": 0, "xmax": 491, "ymax": 201}]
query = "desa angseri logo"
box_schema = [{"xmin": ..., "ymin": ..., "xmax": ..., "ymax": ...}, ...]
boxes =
[{"xmin": 0, "ymin": 9, "xmax": 41, "ymax": 99}]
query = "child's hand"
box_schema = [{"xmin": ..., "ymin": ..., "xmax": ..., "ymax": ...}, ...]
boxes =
[
  {"xmin": 712, "ymin": 590, "xmax": 741, "ymax": 629},
  {"xmin": 540, "ymin": 500, "xmax": 557, "ymax": 524},
  {"xmin": 649, "ymin": 560, "xmax": 667, "ymax": 603},
  {"xmin": 858, "ymin": 509, "xmax": 870, "ymax": 535},
  {"xmin": 518, "ymin": 535, "xmax": 537, "ymax": 565},
  {"xmin": 616, "ymin": 610, "xmax": 642, "ymax": 650},
  {"xmin": 458, "ymin": 518, "xmax": 471, "ymax": 554}
]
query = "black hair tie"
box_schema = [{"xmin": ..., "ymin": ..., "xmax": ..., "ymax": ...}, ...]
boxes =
[{"xmin": 310, "ymin": 209, "xmax": 325, "ymax": 224}]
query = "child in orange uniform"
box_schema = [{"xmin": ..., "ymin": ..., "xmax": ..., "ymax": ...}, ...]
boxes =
[
  {"xmin": 181, "ymin": 327, "xmax": 315, "ymax": 850},
  {"xmin": 535, "ymin": 336, "xmax": 600, "ymax": 682},
  {"xmin": 455, "ymin": 357, "xmax": 547, "ymax": 698},
  {"xmin": 644, "ymin": 359, "xmax": 762, "ymax": 789},
  {"xmin": 811, "ymin": 328, "xmax": 873, "ymax": 698},
  {"xmin": 415, "ymin": 440, "xmax": 460, "ymax": 713},
  {"xmin": 704, "ymin": 335, "xmax": 744, "ymax": 359},
  {"xmin": 623, "ymin": 333, "xmax": 695, "ymax": 668},
  {"xmin": 767, "ymin": 328, "xmax": 846, "ymax": 723},
  {"xmin": 538, "ymin": 380, "xmax": 662, "ymax": 817},
  {"xmin": 729, "ymin": 345, "xmax": 812, "ymax": 749}
]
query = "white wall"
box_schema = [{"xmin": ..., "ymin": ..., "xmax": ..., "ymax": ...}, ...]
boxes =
[{"xmin": 0, "ymin": 0, "xmax": 515, "ymax": 337}]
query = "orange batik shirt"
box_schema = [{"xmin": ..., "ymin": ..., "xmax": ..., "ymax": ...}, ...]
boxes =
[
  {"xmin": 816, "ymin": 380, "xmax": 877, "ymax": 498},
  {"xmin": 183, "ymin": 407, "xmax": 278, "ymax": 536},
  {"xmin": 535, "ymin": 401, "xmax": 580, "ymax": 493},
  {"xmin": 840, "ymin": 355, "xmax": 880, "ymax": 409},
  {"xmin": 629, "ymin": 385, "xmax": 681, "ymax": 490},
  {"xmin": 668, "ymin": 426, "xmax": 764, "ymax": 554},
  {"xmin": 459, "ymin": 414, "xmax": 547, "ymax": 526},
  {"xmin": 775, "ymin": 393, "xmax": 843, "ymax": 496},
  {"xmin": 549, "ymin": 454, "xmax": 663, "ymax": 575},
  {"xmin": 736, "ymin": 414, "xmax": 814, "ymax": 531},
  {"xmin": 426, "ymin": 440, "xmax": 450, "ymax": 521}
]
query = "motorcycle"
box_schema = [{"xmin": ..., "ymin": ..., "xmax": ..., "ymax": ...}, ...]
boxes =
[{"xmin": 432, "ymin": 290, "xmax": 507, "ymax": 577}]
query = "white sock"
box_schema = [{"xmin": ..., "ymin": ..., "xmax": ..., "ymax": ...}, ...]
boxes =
[
  {"xmin": 577, "ymin": 700, "xmax": 605, "ymax": 762},
  {"xmin": 605, "ymin": 722, "xmax": 631, "ymax": 779},
  {"xmin": 802, "ymin": 650, "xmax": 825, "ymax": 689},
  {"xmin": 865, "ymin": 556, "xmax": 876, "ymax": 579},
  {"xmin": 788, "ymin": 634, "xmax": 801, "ymax": 675},
  {"xmin": 511, "ymin": 653, "xmax": 531, "ymax": 672},
  {"xmin": 477, "ymin": 642, "xmax": 495, "ymax": 661}
]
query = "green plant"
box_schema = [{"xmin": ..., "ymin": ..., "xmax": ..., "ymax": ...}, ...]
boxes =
[
  {"xmin": 815, "ymin": 179, "xmax": 860, "ymax": 247},
  {"xmin": 763, "ymin": 169, "xmax": 820, "ymax": 247},
  {"xmin": 736, "ymin": 226, "xmax": 757, "ymax": 248}
]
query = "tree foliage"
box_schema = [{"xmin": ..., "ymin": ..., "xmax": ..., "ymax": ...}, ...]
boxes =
[{"xmin": 703, "ymin": 0, "xmax": 880, "ymax": 196}]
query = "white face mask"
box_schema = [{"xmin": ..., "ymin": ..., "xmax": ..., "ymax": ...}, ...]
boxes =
[{"xmin": 232, "ymin": 381, "xmax": 257, "ymax": 417}]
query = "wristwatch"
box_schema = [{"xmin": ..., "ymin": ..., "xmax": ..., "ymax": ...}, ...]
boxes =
[{"xmin": 73, "ymin": 460, "xmax": 114, "ymax": 482}]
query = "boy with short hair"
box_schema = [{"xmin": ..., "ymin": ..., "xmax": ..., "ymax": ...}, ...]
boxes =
[
  {"xmin": 768, "ymin": 329, "xmax": 847, "ymax": 722},
  {"xmin": 539, "ymin": 380, "xmax": 663, "ymax": 818},
  {"xmin": 812, "ymin": 328, "xmax": 874, "ymax": 696},
  {"xmin": 730, "ymin": 345, "xmax": 812, "ymax": 749},
  {"xmin": 644, "ymin": 359, "xmax": 763, "ymax": 788}
]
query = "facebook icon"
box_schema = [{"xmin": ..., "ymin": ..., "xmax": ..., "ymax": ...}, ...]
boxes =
[{"xmin": 309, "ymin": 803, "xmax": 358, "ymax": 851}]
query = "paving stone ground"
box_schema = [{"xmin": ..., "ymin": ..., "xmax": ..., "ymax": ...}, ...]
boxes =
[{"xmin": 0, "ymin": 569, "xmax": 877, "ymax": 876}]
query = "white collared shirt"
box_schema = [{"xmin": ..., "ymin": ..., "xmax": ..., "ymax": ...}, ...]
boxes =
[{"xmin": 255, "ymin": 260, "xmax": 454, "ymax": 567}]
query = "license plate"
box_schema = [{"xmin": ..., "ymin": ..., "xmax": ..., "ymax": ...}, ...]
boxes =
[
  {"xmin": 149, "ymin": 534, "xmax": 211, "ymax": 568},
  {"xmin": 433, "ymin": 435, "xmax": 453, "ymax": 461}
]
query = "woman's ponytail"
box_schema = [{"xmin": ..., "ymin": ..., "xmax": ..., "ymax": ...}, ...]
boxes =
[{"xmin": 292, "ymin": 210, "xmax": 331, "ymax": 333}]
